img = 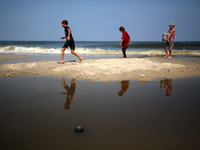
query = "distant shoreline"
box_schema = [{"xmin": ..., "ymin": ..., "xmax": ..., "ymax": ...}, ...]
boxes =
[{"xmin": 1, "ymin": 40, "xmax": 200, "ymax": 42}]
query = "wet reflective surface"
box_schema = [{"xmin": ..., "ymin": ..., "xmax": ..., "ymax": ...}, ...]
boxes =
[{"xmin": 0, "ymin": 76, "xmax": 200, "ymax": 149}]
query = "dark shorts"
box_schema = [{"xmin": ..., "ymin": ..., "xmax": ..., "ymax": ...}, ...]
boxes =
[
  {"xmin": 63, "ymin": 40, "xmax": 75, "ymax": 50},
  {"xmin": 164, "ymin": 40, "xmax": 174, "ymax": 50}
]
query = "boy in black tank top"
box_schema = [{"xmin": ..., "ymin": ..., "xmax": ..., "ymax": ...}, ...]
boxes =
[{"xmin": 57, "ymin": 20, "xmax": 83, "ymax": 63}]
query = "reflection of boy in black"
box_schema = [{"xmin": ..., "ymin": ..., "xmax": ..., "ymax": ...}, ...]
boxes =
[{"xmin": 62, "ymin": 76, "xmax": 77, "ymax": 110}]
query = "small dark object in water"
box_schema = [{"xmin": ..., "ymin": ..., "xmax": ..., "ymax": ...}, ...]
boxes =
[
  {"xmin": 9, "ymin": 112, "xmax": 12, "ymax": 114},
  {"xmin": 75, "ymin": 126, "xmax": 83, "ymax": 133}
]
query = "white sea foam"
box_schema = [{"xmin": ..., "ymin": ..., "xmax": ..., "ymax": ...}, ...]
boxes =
[
  {"xmin": 0, "ymin": 46, "xmax": 200, "ymax": 56},
  {"xmin": 0, "ymin": 46, "xmax": 61, "ymax": 54}
]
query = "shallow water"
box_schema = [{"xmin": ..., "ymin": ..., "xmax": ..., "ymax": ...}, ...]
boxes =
[{"xmin": 0, "ymin": 76, "xmax": 200, "ymax": 149}]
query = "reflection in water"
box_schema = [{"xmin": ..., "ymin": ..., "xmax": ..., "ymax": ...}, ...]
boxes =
[
  {"xmin": 160, "ymin": 79, "xmax": 172, "ymax": 96},
  {"xmin": 1, "ymin": 77, "xmax": 200, "ymax": 149},
  {"xmin": 62, "ymin": 76, "xmax": 77, "ymax": 110},
  {"xmin": 118, "ymin": 80, "xmax": 130, "ymax": 97}
]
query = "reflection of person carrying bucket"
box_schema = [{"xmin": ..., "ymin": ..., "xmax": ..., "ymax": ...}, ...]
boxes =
[{"xmin": 160, "ymin": 79, "xmax": 172, "ymax": 97}]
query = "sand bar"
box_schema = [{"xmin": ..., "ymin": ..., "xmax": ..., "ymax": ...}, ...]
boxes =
[{"xmin": 0, "ymin": 57, "xmax": 200, "ymax": 81}]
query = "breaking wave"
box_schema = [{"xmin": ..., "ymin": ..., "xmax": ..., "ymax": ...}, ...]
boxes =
[{"xmin": 0, "ymin": 46, "xmax": 200, "ymax": 56}]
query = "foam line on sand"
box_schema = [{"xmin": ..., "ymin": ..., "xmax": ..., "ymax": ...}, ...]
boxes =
[{"xmin": 0, "ymin": 58, "xmax": 200, "ymax": 82}]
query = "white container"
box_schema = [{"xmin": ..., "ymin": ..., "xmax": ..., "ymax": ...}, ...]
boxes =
[{"xmin": 162, "ymin": 33, "xmax": 170, "ymax": 42}]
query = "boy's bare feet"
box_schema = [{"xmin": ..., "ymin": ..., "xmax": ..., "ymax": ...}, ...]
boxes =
[
  {"xmin": 79, "ymin": 57, "xmax": 83, "ymax": 62},
  {"xmin": 164, "ymin": 55, "xmax": 169, "ymax": 58},
  {"xmin": 167, "ymin": 56, "xmax": 172, "ymax": 58},
  {"xmin": 57, "ymin": 61, "xmax": 65, "ymax": 64}
]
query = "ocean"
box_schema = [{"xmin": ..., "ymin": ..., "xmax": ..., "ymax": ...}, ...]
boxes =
[{"xmin": 0, "ymin": 41, "xmax": 200, "ymax": 57}]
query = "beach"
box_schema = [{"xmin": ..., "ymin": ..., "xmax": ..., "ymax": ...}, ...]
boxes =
[
  {"xmin": 0, "ymin": 55, "xmax": 200, "ymax": 82},
  {"xmin": 1, "ymin": 0, "xmax": 200, "ymax": 148},
  {"xmin": 1, "ymin": 41, "xmax": 200, "ymax": 149}
]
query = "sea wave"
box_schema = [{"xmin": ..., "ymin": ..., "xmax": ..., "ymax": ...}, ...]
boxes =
[{"xmin": 0, "ymin": 46, "xmax": 200, "ymax": 55}]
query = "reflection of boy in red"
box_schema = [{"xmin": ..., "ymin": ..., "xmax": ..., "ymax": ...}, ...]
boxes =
[
  {"xmin": 118, "ymin": 80, "xmax": 130, "ymax": 97},
  {"xmin": 119, "ymin": 26, "xmax": 131, "ymax": 58}
]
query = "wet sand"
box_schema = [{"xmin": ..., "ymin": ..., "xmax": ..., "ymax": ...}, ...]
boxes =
[
  {"xmin": 0, "ymin": 54, "xmax": 30, "ymax": 61},
  {"xmin": 0, "ymin": 56, "xmax": 200, "ymax": 82},
  {"xmin": 0, "ymin": 76, "xmax": 200, "ymax": 149}
]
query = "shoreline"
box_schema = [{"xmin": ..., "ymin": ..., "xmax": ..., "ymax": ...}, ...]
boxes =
[{"xmin": 0, "ymin": 56, "xmax": 200, "ymax": 82}]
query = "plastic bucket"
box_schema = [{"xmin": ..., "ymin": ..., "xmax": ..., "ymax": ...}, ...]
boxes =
[{"xmin": 162, "ymin": 33, "xmax": 170, "ymax": 42}]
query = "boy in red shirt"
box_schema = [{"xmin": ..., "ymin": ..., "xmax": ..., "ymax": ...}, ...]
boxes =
[{"xmin": 119, "ymin": 26, "xmax": 131, "ymax": 58}]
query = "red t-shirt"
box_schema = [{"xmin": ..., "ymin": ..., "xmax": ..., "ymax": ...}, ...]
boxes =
[{"xmin": 122, "ymin": 31, "xmax": 130, "ymax": 49}]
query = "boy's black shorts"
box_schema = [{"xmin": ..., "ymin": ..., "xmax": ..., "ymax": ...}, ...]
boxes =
[{"xmin": 63, "ymin": 40, "xmax": 75, "ymax": 50}]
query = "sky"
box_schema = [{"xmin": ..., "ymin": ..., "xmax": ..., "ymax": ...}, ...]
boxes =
[{"xmin": 0, "ymin": 0, "xmax": 200, "ymax": 41}]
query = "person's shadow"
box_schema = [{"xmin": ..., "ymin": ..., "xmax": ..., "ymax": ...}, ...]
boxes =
[
  {"xmin": 118, "ymin": 80, "xmax": 130, "ymax": 97},
  {"xmin": 160, "ymin": 79, "xmax": 172, "ymax": 96},
  {"xmin": 62, "ymin": 76, "xmax": 77, "ymax": 110}
]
